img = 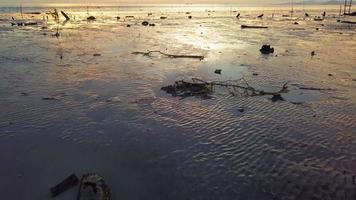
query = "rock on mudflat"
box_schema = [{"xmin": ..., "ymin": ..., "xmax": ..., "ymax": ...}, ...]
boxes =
[{"xmin": 77, "ymin": 173, "xmax": 111, "ymax": 200}]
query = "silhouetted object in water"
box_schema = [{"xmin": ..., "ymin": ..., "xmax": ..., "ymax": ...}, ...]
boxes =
[
  {"xmin": 305, "ymin": 13, "xmax": 309, "ymax": 17},
  {"xmin": 142, "ymin": 21, "xmax": 149, "ymax": 26},
  {"xmin": 126, "ymin": 24, "xmax": 131, "ymax": 27},
  {"xmin": 257, "ymin": 14, "xmax": 264, "ymax": 18},
  {"xmin": 322, "ymin": 11, "xmax": 326, "ymax": 17},
  {"xmin": 294, "ymin": 22, "xmax": 299, "ymax": 25},
  {"xmin": 236, "ymin": 13, "xmax": 240, "ymax": 18},
  {"xmin": 260, "ymin": 45, "xmax": 274, "ymax": 54},
  {"xmin": 160, "ymin": 16, "xmax": 167, "ymax": 19},
  {"xmin": 61, "ymin": 11, "xmax": 70, "ymax": 20},
  {"xmin": 149, "ymin": 23, "xmax": 156, "ymax": 26},
  {"xmin": 50, "ymin": 174, "xmax": 79, "ymax": 197},
  {"xmin": 116, "ymin": 16, "xmax": 120, "ymax": 20},
  {"xmin": 241, "ymin": 25, "xmax": 268, "ymax": 29},
  {"xmin": 87, "ymin": 16, "xmax": 96, "ymax": 21},
  {"xmin": 77, "ymin": 173, "xmax": 112, "ymax": 200},
  {"xmin": 214, "ymin": 69, "xmax": 222, "ymax": 74},
  {"xmin": 311, "ymin": 51, "xmax": 316, "ymax": 56},
  {"xmin": 188, "ymin": 15, "xmax": 192, "ymax": 19}
]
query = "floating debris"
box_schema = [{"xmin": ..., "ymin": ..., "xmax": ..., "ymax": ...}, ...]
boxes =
[
  {"xmin": 93, "ymin": 53, "xmax": 101, "ymax": 57},
  {"xmin": 149, "ymin": 23, "xmax": 156, "ymax": 26},
  {"xmin": 160, "ymin": 16, "xmax": 167, "ymax": 19},
  {"xmin": 236, "ymin": 13, "xmax": 240, "ymax": 18},
  {"xmin": 257, "ymin": 14, "xmax": 264, "ymax": 18},
  {"xmin": 188, "ymin": 16, "xmax": 192, "ymax": 19},
  {"xmin": 260, "ymin": 45, "xmax": 274, "ymax": 54},
  {"xmin": 50, "ymin": 174, "xmax": 79, "ymax": 197},
  {"xmin": 77, "ymin": 173, "xmax": 112, "ymax": 200},
  {"xmin": 311, "ymin": 51, "xmax": 316, "ymax": 56}
]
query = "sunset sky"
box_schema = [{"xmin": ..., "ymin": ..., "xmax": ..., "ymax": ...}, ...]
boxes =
[{"xmin": 0, "ymin": 0, "xmax": 332, "ymax": 6}]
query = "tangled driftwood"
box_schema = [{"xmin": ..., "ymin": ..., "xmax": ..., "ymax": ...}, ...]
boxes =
[
  {"xmin": 132, "ymin": 51, "xmax": 204, "ymax": 60},
  {"xmin": 162, "ymin": 78, "xmax": 289, "ymax": 101}
]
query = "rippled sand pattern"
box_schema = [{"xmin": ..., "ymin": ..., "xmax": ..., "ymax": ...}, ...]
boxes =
[{"xmin": 0, "ymin": 5, "xmax": 356, "ymax": 200}]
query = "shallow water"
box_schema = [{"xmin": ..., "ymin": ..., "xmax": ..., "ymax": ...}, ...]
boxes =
[{"xmin": 0, "ymin": 5, "xmax": 356, "ymax": 200}]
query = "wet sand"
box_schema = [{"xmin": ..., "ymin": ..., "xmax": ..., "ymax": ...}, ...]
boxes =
[{"xmin": 0, "ymin": 5, "xmax": 356, "ymax": 200}]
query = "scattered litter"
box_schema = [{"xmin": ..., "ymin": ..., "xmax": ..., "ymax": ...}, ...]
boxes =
[
  {"xmin": 260, "ymin": 45, "xmax": 274, "ymax": 54},
  {"xmin": 50, "ymin": 174, "xmax": 79, "ymax": 197}
]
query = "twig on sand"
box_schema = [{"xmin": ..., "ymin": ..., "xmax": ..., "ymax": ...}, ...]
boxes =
[{"xmin": 132, "ymin": 51, "xmax": 204, "ymax": 60}]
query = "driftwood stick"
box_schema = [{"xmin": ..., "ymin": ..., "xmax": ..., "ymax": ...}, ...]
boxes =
[{"xmin": 132, "ymin": 51, "xmax": 204, "ymax": 60}]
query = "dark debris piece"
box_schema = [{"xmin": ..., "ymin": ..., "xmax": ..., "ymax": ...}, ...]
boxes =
[
  {"xmin": 271, "ymin": 94, "xmax": 285, "ymax": 102},
  {"xmin": 77, "ymin": 173, "xmax": 112, "ymax": 200},
  {"xmin": 161, "ymin": 80, "xmax": 212, "ymax": 99},
  {"xmin": 50, "ymin": 174, "xmax": 79, "ymax": 197},
  {"xmin": 260, "ymin": 45, "xmax": 274, "ymax": 54},
  {"xmin": 214, "ymin": 69, "xmax": 222, "ymax": 75}
]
